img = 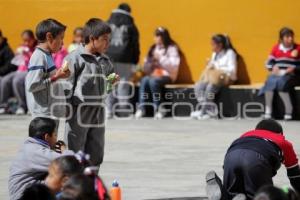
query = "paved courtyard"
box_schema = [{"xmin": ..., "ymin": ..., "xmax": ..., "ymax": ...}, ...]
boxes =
[{"xmin": 1, "ymin": 116, "xmax": 300, "ymax": 199}]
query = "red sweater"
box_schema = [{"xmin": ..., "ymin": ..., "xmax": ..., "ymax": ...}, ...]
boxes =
[
  {"xmin": 241, "ymin": 129, "xmax": 298, "ymax": 168},
  {"xmin": 266, "ymin": 43, "xmax": 300, "ymax": 69}
]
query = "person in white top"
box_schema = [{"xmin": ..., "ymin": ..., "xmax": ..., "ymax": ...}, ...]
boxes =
[
  {"xmin": 191, "ymin": 34, "xmax": 238, "ymax": 119},
  {"xmin": 135, "ymin": 27, "xmax": 180, "ymax": 119}
]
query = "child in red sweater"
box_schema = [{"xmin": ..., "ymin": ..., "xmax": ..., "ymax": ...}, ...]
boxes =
[{"xmin": 206, "ymin": 119, "xmax": 300, "ymax": 200}]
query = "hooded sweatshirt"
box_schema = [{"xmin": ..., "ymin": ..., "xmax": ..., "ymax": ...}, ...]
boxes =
[
  {"xmin": 106, "ymin": 9, "xmax": 140, "ymax": 64},
  {"xmin": 64, "ymin": 45, "xmax": 114, "ymax": 106}
]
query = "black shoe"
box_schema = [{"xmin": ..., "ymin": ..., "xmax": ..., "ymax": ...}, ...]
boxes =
[{"xmin": 206, "ymin": 171, "xmax": 223, "ymax": 200}]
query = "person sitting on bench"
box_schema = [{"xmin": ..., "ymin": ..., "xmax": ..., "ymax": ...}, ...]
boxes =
[{"xmin": 191, "ymin": 34, "xmax": 238, "ymax": 120}]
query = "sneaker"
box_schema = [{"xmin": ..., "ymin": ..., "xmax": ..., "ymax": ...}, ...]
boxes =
[
  {"xmin": 15, "ymin": 107, "xmax": 26, "ymax": 115},
  {"xmin": 198, "ymin": 114, "xmax": 217, "ymax": 120},
  {"xmin": 232, "ymin": 194, "xmax": 247, "ymax": 200},
  {"xmin": 135, "ymin": 109, "xmax": 145, "ymax": 119},
  {"xmin": 154, "ymin": 111, "xmax": 166, "ymax": 120},
  {"xmin": 106, "ymin": 111, "xmax": 113, "ymax": 119},
  {"xmin": 0, "ymin": 108, "xmax": 6, "ymax": 114},
  {"xmin": 190, "ymin": 110, "xmax": 203, "ymax": 118},
  {"xmin": 206, "ymin": 171, "xmax": 223, "ymax": 200},
  {"xmin": 284, "ymin": 114, "xmax": 292, "ymax": 121},
  {"xmin": 263, "ymin": 113, "xmax": 272, "ymax": 119}
]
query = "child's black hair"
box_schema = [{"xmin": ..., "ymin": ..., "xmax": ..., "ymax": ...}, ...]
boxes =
[
  {"xmin": 28, "ymin": 117, "xmax": 56, "ymax": 140},
  {"xmin": 52, "ymin": 156, "xmax": 83, "ymax": 177},
  {"xmin": 22, "ymin": 29, "xmax": 35, "ymax": 39},
  {"xmin": 0, "ymin": 30, "xmax": 2, "ymax": 37},
  {"xmin": 83, "ymin": 18, "xmax": 111, "ymax": 44},
  {"xmin": 35, "ymin": 18, "xmax": 66, "ymax": 42},
  {"xmin": 19, "ymin": 183, "xmax": 55, "ymax": 200},
  {"xmin": 254, "ymin": 185, "xmax": 289, "ymax": 200},
  {"xmin": 73, "ymin": 27, "xmax": 83, "ymax": 35},
  {"xmin": 148, "ymin": 27, "xmax": 179, "ymax": 58},
  {"xmin": 279, "ymin": 27, "xmax": 294, "ymax": 41},
  {"xmin": 211, "ymin": 34, "xmax": 239, "ymax": 57},
  {"xmin": 154, "ymin": 27, "xmax": 176, "ymax": 48},
  {"xmin": 58, "ymin": 174, "xmax": 100, "ymax": 200},
  {"xmin": 118, "ymin": 3, "xmax": 131, "ymax": 13},
  {"xmin": 255, "ymin": 119, "xmax": 283, "ymax": 134}
]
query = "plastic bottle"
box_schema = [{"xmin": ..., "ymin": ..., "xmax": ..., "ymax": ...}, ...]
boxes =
[{"xmin": 110, "ymin": 180, "xmax": 121, "ymax": 200}]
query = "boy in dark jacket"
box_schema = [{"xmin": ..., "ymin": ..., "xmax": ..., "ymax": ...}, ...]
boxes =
[
  {"xmin": 105, "ymin": 3, "xmax": 140, "ymax": 118},
  {"xmin": 64, "ymin": 18, "xmax": 114, "ymax": 168},
  {"xmin": 206, "ymin": 119, "xmax": 300, "ymax": 200},
  {"xmin": 0, "ymin": 30, "xmax": 15, "ymax": 76},
  {"xmin": 106, "ymin": 3, "xmax": 140, "ymax": 64}
]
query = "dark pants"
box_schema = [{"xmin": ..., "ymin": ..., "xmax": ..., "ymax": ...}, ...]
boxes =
[
  {"xmin": 66, "ymin": 105, "xmax": 105, "ymax": 167},
  {"xmin": 223, "ymin": 149, "xmax": 273, "ymax": 200},
  {"xmin": 138, "ymin": 76, "xmax": 171, "ymax": 111}
]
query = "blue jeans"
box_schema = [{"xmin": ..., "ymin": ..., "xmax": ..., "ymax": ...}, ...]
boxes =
[
  {"xmin": 138, "ymin": 76, "xmax": 171, "ymax": 111},
  {"xmin": 194, "ymin": 81, "xmax": 220, "ymax": 114}
]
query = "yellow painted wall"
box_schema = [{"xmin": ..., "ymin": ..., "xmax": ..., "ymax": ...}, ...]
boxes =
[{"xmin": 1, "ymin": 0, "xmax": 300, "ymax": 83}]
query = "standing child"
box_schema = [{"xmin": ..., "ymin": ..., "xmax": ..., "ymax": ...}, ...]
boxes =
[
  {"xmin": 64, "ymin": 18, "xmax": 114, "ymax": 167},
  {"xmin": 25, "ymin": 18, "xmax": 70, "ymax": 119}
]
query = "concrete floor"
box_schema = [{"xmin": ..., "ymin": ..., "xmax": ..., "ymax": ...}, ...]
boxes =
[{"xmin": 1, "ymin": 116, "xmax": 300, "ymax": 200}]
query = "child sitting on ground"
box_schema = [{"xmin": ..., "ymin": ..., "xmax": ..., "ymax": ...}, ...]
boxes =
[
  {"xmin": 45, "ymin": 155, "xmax": 83, "ymax": 195},
  {"xmin": 206, "ymin": 119, "xmax": 300, "ymax": 200},
  {"xmin": 8, "ymin": 117, "xmax": 73, "ymax": 200},
  {"xmin": 57, "ymin": 171, "xmax": 110, "ymax": 200}
]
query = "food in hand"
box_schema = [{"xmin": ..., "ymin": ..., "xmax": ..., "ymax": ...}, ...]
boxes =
[
  {"xmin": 106, "ymin": 73, "xmax": 119, "ymax": 92},
  {"xmin": 62, "ymin": 60, "xmax": 69, "ymax": 72}
]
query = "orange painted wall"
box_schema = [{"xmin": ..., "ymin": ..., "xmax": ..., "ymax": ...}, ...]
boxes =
[{"xmin": 1, "ymin": 0, "xmax": 300, "ymax": 83}]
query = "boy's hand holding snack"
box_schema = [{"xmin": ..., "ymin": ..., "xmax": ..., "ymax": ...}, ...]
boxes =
[{"xmin": 51, "ymin": 61, "xmax": 70, "ymax": 82}]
